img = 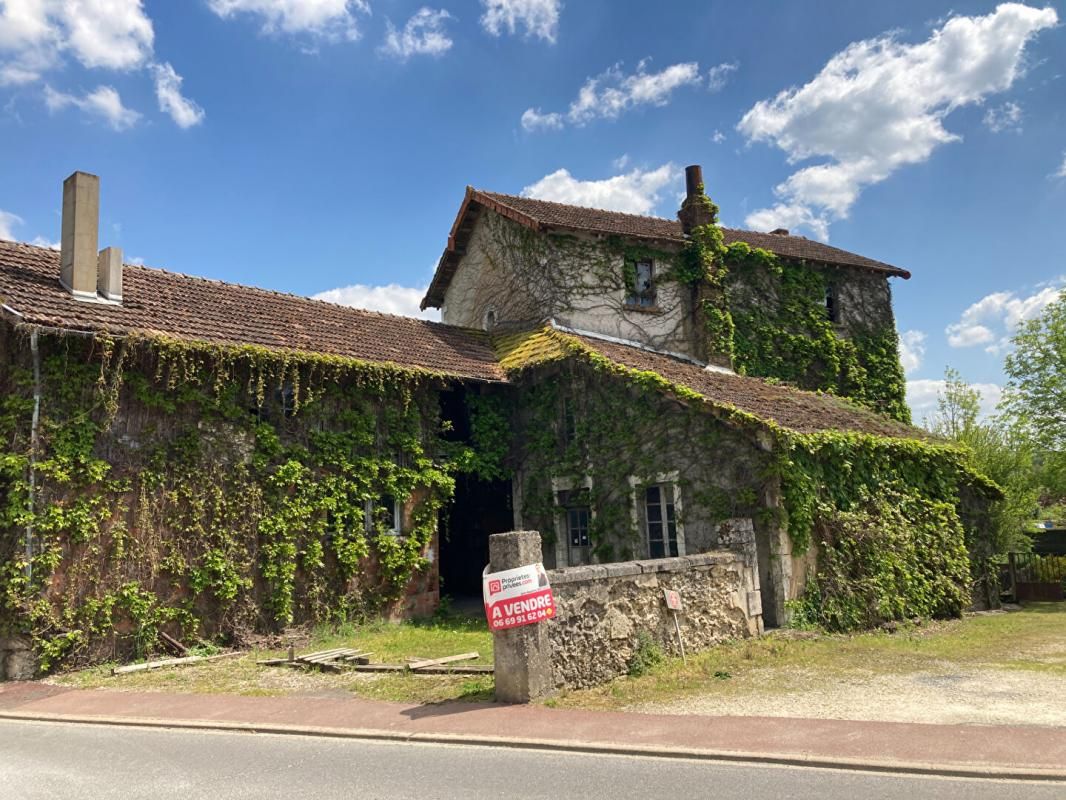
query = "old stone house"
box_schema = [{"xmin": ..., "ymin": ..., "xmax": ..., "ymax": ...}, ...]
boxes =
[{"xmin": 0, "ymin": 169, "xmax": 996, "ymax": 675}]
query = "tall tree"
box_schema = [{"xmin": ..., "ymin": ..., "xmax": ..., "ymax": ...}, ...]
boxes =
[
  {"xmin": 927, "ymin": 368, "xmax": 1038, "ymax": 552},
  {"xmin": 1002, "ymin": 293, "xmax": 1066, "ymax": 498}
]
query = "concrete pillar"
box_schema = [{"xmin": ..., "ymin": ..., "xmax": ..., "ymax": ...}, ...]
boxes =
[
  {"xmin": 60, "ymin": 171, "xmax": 100, "ymax": 299},
  {"xmin": 489, "ymin": 530, "xmax": 554, "ymax": 703}
]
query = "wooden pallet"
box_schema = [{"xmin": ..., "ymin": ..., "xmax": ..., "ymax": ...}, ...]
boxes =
[{"xmin": 257, "ymin": 649, "xmax": 489, "ymax": 675}]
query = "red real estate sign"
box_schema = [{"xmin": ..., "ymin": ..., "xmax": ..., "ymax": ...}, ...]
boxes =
[{"xmin": 482, "ymin": 563, "xmax": 556, "ymax": 632}]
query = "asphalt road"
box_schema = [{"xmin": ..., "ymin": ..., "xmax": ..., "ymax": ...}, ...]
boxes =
[{"xmin": 1, "ymin": 720, "xmax": 1062, "ymax": 800}]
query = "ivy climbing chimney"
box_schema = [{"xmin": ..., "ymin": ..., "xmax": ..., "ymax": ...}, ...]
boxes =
[
  {"xmin": 677, "ymin": 164, "xmax": 716, "ymax": 234},
  {"xmin": 59, "ymin": 171, "xmax": 123, "ymax": 303}
]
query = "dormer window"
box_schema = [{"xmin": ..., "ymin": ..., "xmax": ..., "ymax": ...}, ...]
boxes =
[{"xmin": 626, "ymin": 260, "xmax": 656, "ymax": 308}]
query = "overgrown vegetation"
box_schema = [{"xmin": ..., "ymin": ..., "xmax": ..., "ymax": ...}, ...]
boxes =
[
  {"xmin": 626, "ymin": 630, "xmax": 665, "ymax": 677},
  {"xmin": 789, "ymin": 490, "xmax": 970, "ymax": 631},
  {"xmin": 0, "ymin": 332, "xmax": 489, "ymax": 671},
  {"xmin": 501, "ymin": 328, "xmax": 993, "ymax": 623}
]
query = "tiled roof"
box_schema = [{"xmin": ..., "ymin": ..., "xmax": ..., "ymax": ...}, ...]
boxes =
[
  {"xmin": 496, "ymin": 327, "xmax": 925, "ymax": 440},
  {"xmin": 421, "ymin": 188, "xmax": 909, "ymax": 309},
  {"xmin": 0, "ymin": 240, "xmax": 506, "ymax": 383}
]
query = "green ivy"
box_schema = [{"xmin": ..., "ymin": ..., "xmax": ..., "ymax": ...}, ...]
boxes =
[{"xmin": 0, "ymin": 331, "xmax": 491, "ymax": 670}]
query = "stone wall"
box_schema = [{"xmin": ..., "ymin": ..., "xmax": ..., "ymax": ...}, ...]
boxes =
[
  {"xmin": 545, "ymin": 545, "xmax": 762, "ymax": 690},
  {"xmin": 0, "ymin": 635, "xmax": 34, "ymax": 681}
]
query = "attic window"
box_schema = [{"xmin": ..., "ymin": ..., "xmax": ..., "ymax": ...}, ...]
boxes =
[
  {"xmin": 625, "ymin": 260, "xmax": 656, "ymax": 308},
  {"xmin": 824, "ymin": 284, "xmax": 839, "ymax": 323}
]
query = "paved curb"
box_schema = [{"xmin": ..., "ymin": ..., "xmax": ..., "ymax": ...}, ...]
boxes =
[{"xmin": 2, "ymin": 710, "xmax": 1064, "ymax": 783}]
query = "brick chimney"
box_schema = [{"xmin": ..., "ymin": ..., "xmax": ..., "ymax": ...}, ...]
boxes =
[
  {"xmin": 677, "ymin": 164, "xmax": 717, "ymax": 234},
  {"xmin": 59, "ymin": 171, "xmax": 122, "ymax": 303}
]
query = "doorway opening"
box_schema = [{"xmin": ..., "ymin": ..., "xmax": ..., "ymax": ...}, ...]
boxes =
[{"xmin": 437, "ymin": 387, "xmax": 514, "ymax": 605}]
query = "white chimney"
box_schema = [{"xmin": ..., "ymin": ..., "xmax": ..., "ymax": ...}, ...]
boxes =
[{"xmin": 59, "ymin": 171, "xmax": 122, "ymax": 304}]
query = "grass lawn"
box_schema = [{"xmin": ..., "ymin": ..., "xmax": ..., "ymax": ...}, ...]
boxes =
[
  {"xmin": 547, "ymin": 603, "xmax": 1066, "ymax": 714},
  {"xmin": 50, "ymin": 610, "xmax": 495, "ymax": 704},
  {"xmin": 49, "ymin": 604, "xmax": 1066, "ymax": 719}
]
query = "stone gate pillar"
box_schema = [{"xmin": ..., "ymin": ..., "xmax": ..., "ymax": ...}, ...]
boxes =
[{"xmin": 489, "ymin": 530, "xmax": 554, "ymax": 703}]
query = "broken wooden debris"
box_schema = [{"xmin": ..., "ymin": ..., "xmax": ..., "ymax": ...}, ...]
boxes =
[
  {"xmin": 111, "ymin": 651, "xmax": 242, "ymax": 676},
  {"xmin": 257, "ymin": 648, "xmax": 489, "ymax": 675},
  {"xmin": 158, "ymin": 631, "xmax": 188, "ymax": 657},
  {"xmin": 408, "ymin": 652, "xmax": 479, "ymax": 670}
]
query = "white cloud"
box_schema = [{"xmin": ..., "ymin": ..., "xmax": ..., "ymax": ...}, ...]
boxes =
[
  {"xmin": 907, "ymin": 378, "xmax": 1002, "ymax": 422},
  {"xmin": 520, "ymin": 107, "xmax": 563, "ymax": 131},
  {"xmin": 150, "ymin": 62, "xmax": 204, "ymax": 128},
  {"xmin": 0, "ymin": 0, "xmax": 154, "ymax": 84},
  {"xmin": 899, "ymin": 329, "xmax": 926, "ymax": 374},
  {"xmin": 711, "ymin": 129, "xmax": 726, "ymax": 144},
  {"xmin": 380, "ymin": 8, "xmax": 453, "ymax": 61},
  {"xmin": 706, "ymin": 60, "xmax": 738, "ymax": 92},
  {"xmin": 0, "ymin": 210, "xmax": 23, "ymax": 240},
  {"xmin": 313, "ymin": 283, "xmax": 440, "ymax": 320},
  {"xmin": 738, "ymin": 4, "xmax": 1058, "ymax": 240},
  {"xmin": 612, "ymin": 154, "xmax": 630, "ymax": 170},
  {"xmin": 522, "ymin": 59, "xmax": 702, "ymax": 132},
  {"xmin": 207, "ymin": 0, "xmax": 369, "ymax": 41},
  {"xmin": 30, "ymin": 235, "xmax": 59, "ymax": 249},
  {"xmin": 946, "ymin": 283, "xmax": 1064, "ymax": 352},
  {"xmin": 480, "ymin": 0, "xmax": 559, "ymax": 43},
  {"xmin": 43, "ymin": 83, "xmax": 140, "ymax": 130},
  {"xmin": 1055, "ymin": 152, "xmax": 1066, "ymax": 179},
  {"xmin": 0, "ymin": 209, "xmax": 57, "ymax": 246},
  {"xmin": 983, "ymin": 101, "xmax": 1023, "ymax": 133},
  {"xmin": 0, "ymin": 2, "xmax": 203, "ymax": 129},
  {"xmin": 744, "ymin": 202, "xmax": 829, "ymax": 241},
  {"xmin": 521, "ymin": 163, "xmax": 680, "ymax": 216}
]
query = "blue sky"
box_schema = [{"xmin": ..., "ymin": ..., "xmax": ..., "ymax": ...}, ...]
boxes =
[{"xmin": 1, "ymin": 0, "xmax": 1064, "ymax": 421}]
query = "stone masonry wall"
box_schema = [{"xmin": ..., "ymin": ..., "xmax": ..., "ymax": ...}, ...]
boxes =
[{"xmin": 545, "ymin": 547, "xmax": 762, "ymax": 690}]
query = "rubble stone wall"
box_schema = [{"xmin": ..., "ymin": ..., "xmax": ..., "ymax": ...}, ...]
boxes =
[{"xmin": 545, "ymin": 544, "xmax": 762, "ymax": 690}]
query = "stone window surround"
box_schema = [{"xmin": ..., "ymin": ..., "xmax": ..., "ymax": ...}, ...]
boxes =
[
  {"xmin": 551, "ymin": 475, "xmax": 594, "ymax": 568},
  {"xmin": 628, "ymin": 472, "xmax": 687, "ymax": 559}
]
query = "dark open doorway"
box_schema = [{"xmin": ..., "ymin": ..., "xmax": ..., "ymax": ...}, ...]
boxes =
[
  {"xmin": 439, "ymin": 474, "xmax": 514, "ymax": 599},
  {"xmin": 437, "ymin": 386, "xmax": 515, "ymax": 601}
]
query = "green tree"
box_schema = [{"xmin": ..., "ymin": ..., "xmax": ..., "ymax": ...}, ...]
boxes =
[
  {"xmin": 927, "ymin": 368, "xmax": 1038, "ymax": 552},
  {"xmin": 926, "ymin": 367, "xmax": 981, "ymax": 439},
  {"xmin": 1001, "ymin": 293, "xmax": 1066, "ymax": 499}
]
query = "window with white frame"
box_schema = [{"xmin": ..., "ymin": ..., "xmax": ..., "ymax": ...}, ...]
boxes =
[
  {"xmin": 558, "ymin": 488, "xmax": 591, "ymax": 566},
  {"xmin": 551, "ymin": 476, "xmax": 593, "ymax": 568},
  {"xmin": 625, "ymin": 259, "xmax": 656, "ymax": 308},
  {"xmin": 644, "ymin": 484, "xmax": 679, "ymax": 559},
  {"xmin": 365, "ymin": 495, "xmax": 401, "ymax": 536}
]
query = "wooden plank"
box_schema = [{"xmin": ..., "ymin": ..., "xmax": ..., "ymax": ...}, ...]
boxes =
[
  {"xmin": 411, "ymin": 665, "xmax": 493, "ymax": 675},
  {"xmin": 111, "ymin": 651, "xmax": 241, "ymax": 676},
  {"xmin": 340, "ymin": 652, "xmax": 373, "ymax": 663},
  {"xmin": 347, "ymin": 663, "xmax": 493, "ymax": 675},
  {"xmin": 301, "ymin": 648, "xmax": 362, "ymax": 664},
  {"xmin": 409, "ymin": 652, "xmax": 479, "ymax": 671},
  {"xmin": 295, "ymin": 648, "xmax": 352, "ymax": 661}
]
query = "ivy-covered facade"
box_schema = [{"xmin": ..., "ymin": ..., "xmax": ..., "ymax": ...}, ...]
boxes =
[
  {"xmin": 0, "ymin": 325, "xmax": 502, "ymax": 670},
  {"xmin": 0, "ymin": 167, "xmax": 997, "ymax": 676}
]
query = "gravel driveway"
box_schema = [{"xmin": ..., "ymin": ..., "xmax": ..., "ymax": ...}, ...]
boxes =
[{"xmin": 632, "ymin": 664, "xmax": 1066, "ymax": 727}]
